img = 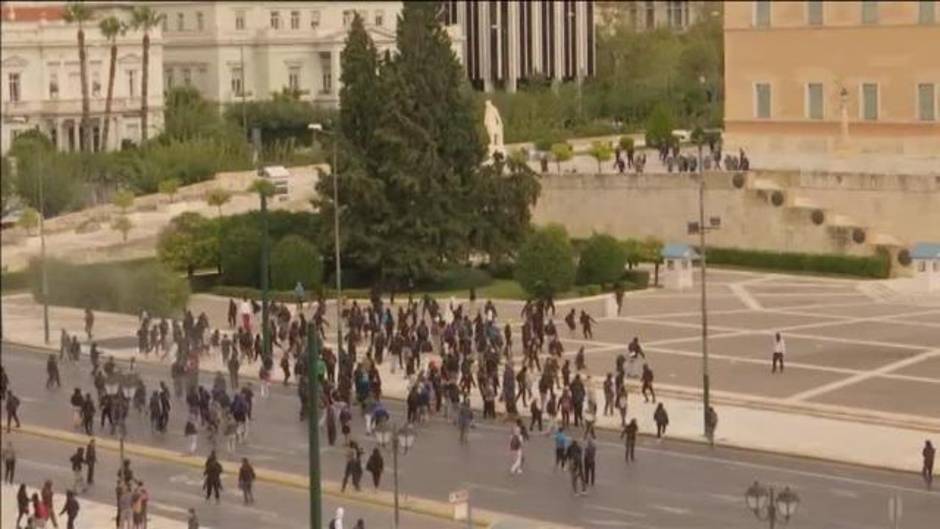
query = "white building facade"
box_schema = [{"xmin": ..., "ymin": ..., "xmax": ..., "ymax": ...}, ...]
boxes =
[
  {"xmin": 153, "ymin": 1, "xmax": 462, "ymax": 107},
  {"xmin": 0, "ymin": 2, "xmax": 165, "ymax": 154},
  {"xmin": 441, "ymin": 0, "xmax": 596, "ymax": 92}
]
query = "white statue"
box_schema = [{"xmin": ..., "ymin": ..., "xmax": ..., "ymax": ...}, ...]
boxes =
[{"xmin": 483, "ymin": 99, "xmax": 505, "ymax": 158}]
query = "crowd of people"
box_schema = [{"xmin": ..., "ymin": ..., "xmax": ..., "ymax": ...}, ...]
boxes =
[{"xmin": 1, "ymin": 286, "xmax": 936, "ymax": 528}]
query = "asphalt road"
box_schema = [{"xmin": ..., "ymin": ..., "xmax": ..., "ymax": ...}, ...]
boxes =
[
  {"xmin": 0, "ymin": 434, "xmax": 458, "ymax": 529},
  {"xmin": 2, "ymin": 344, "xmax": 938, "ymax": 529}
]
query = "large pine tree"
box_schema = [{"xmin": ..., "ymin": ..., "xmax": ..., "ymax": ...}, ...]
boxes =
[{"xmin": 322, "ymin": 3, "xmax": 539, "ymax": 288}]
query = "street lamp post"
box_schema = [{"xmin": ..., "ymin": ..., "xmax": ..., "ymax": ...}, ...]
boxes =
[
  {"xmin": 687, "ymin": 158, "xmax": 720, "ymax": 443},
  {"xmin": 745, "ymin": 482, "xmax": 800, "ymax": 528},
  {"xmin": 37, "ymin": 157, "xmax": 50, "ymax": 344},
  {"xmin": 389, "ymin": 422, "xmax": 416, "ymax": 529},
  {"xmin": 308, "ymin": 123, "xmax": 343, "ymax": 360},
  {"xmin": 306, "ymin": 324, "xmax": 322, "ymax": 529}
]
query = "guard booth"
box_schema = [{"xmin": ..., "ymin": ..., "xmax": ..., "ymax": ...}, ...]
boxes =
[
  {"xmin": 661, "ymin": 243, "xmax": 699, "ymax": 290},
  {"xmin": 911, "ymin": 242, "xmax": 940, "ymax": 292}
]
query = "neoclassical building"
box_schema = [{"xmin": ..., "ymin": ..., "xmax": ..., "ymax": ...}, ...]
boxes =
[{"xmin": 1, "ymin": 2, "xmax": 165, "ymax": 154}]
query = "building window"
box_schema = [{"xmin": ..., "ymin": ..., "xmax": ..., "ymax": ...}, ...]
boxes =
[
  {"xmin": 755, "ymin": 83, "xmax": 771, "ymax": 119},
  {"xmin": 645, "ymin": 1, "xmax": 655, "ymax": 29},
  {"xmin": 918, "ymin": 83, "xmax": 936, "ymax": 121},
  {"xmin": 270, "ymin": 11, "xmax": 280, "ymax": 30},
  {"xmin": 861, "ymin": 83, "xmax": 878, "ymax": 120},
  {"xmin": 49, "ymin": 72, "xmax": 59, "ymax": 99},
  {"xmin": 319, "ymin": 51, "xmax": 332, "ymax": 94},
  {"xmin": 165, "ymin": 68, "xmax": 174, "ymax": 89},
  {"xmin": 807, "ymin": 83, "xmax": 824, "ymax": 120},
  {"xmin": 127, "ymin": 70, "xmax": 137, "ymax": 97},
  {"xmin": 807, "ymin": 1, "xmax": 823, "ymax": 25},
  {"xmin": 311, "ymin": 10, "xmax": 321, "ymax": 29},
  {"xmin": 176, "ymin": 12, "xmax": 184, "ymax": 31},
  {"xmin": 288, "ymin": 66, "xmax": 300, "ymax": 92},
  {"xmin": 231, "ymin": 67, "xmax": 243, "ymax": 96},
  {"xmin": 91, "ymin": 71, "xmax": 101, "ymax": 97},
  {"xmin": 196, "ymin": 12, "xmax": 204, "ymax": 31},
  {"xmin": 182, "ymin": 67, "xmax": 192, "ymax": 86},
  {"xmin": 668, "ymin": 1, "xmax": 683, "ymax": 28},
  {"xmin": 755, "ymin": 1, "xmax": 771, "ymax": 27},
  {"xmin": 290, "ymin": 11, "xmax": 300, "ymax": 29},
  {"xmin": 861, "ymin": 1, "xmax": 878, "ymax": 24},
  {"xmin": 235, "ymin": 11, "xmax": 245, "ymax": 30},
  {"xmin": 920, "ymin": 1, "xmax": 936, "ymax": 24},
  {"xmin": 7, "ymin": 73, "xmax": 20, "ymax": 102},
  {"xmin": 374, "ymin": 9, "xmax": 384, "ymax": 27}
]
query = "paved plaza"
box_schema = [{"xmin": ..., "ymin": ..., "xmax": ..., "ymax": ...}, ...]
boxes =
[{"xmin": 553, "ymin": 269, "xmax": 940, "ymax": 421}]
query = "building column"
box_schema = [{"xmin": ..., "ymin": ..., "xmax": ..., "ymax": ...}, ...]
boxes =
[
  {"xmin": 331, "ymin": 50, "xmax": 341, "ymax": 99},
  {"xmin": 507, "ymin": 1, "xmax": 519, "ymax": 92},
  {"xmin": 72, "ymin": 120, "xmax": 80, "ymax": 152}
]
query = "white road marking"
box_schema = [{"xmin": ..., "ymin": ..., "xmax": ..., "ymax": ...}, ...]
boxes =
[
  {"xmin": 730, "ymin": 284, "xmax": 763, "ymax": 310},
  {"xmin": 829, "ymin": 488, "xmax": 860, "ymax": 499},
  {"xmin": 587, "ymin": 520, "xmax": 638, "ymax": 528},
  {"xmin": 787, "ymin": 349, "xmax": 940, "ymax": 402},
  {"xmin": 650, "ymin": 504, "xmax": 690, "ymax": 515},
  {"xmin": 707, "ymin": 493, "xmax": 740, "ymax": 504},
  {"xmin": 463, "ymin": 482, "xmax": 518, "ymax": 495},
  {"xmin": 586, "ymin": 504, "xmax": 647, "ymax": 518}
]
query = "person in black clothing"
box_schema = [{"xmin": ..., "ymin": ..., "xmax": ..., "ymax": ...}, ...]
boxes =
[
  {"xmin": 46, "ymin": 355, "xmax": 61, "ymax": 389},
  {"xmin": 621, "ymin": 419, "xmax": 638, "ymax": 462},
  {"xmin": 203, "ymin": 451, "xmax": 223, "ymax": 503},
  {"xmin": 341, "ymin": 441, "xmax": 363, "ymax": 492},
  {"xmin": 60, "ymin": 489, "xmax": 80, "ymax": 529},
  {"xmin": 641, "ymin": 364, "xmax": 655, "ymax": 403},
  {"xmin": 81, "ymin": 393, "xmax": 96, "ymax": 435},
  {"xmin": 366, "ymin": 448, "xmax": 384, "ymax": 490},
  {"xmin": 566, "ymin": 440, "xmax": 586, "ymax": 496},
  {"xmin": 924, "ymin": 440, "xmax": 935, "ymax": 490},
  {"xmin": 238, "ymin": 458, "xmax": 255, "ymax": 504},
  {"xmin": 654, "ymin": 403, "xmax": 669, "ymax": 439},
  {"xmin": 85, "ymin": 439, "xmax": 97, "ymax": 485},
  {"xmin": 69, "ymin": 447, "xmax": 86, "ymax": 493},
  {"xmin": 6, "ymin": 390, "xmax": 21, "ymax": 432},
  {"xmin": 582, "ymin": 438, "xmax": 597, "ymax": 489}
]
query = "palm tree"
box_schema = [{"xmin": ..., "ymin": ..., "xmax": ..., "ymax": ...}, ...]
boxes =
[
  {"xmin": 98, "ymin": 15, "xmax": 125, "ymax": 151},
  {"xmin": 130, "ymin": 6, "xmax": 165, "ymax": 144},
  {"xmin": 63, "ymin": 2, "xmax": 94, "ymax": 152}
]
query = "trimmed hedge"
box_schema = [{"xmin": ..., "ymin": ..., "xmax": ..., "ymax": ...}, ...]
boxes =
[
  {"xmin": 706, "ymin": 247, "xmax": 890, "ymax": 279},
  {"xmin": 30, "ymin": 258, "xmax": 190, "ymax": 316},
  {"xmin": 577, "ymin": 234, "xmax": 627, "ymax": 286},
  {"xmin": 421, "ymin": 266, "xmax": 493, "ymax": 292},
  {"xmin": 270, "ymin": 235, "xmax": 323, "ymax": 291}
]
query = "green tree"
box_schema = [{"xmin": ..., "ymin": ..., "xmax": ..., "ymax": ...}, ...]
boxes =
[
  {"xmin": 645, "ymin": 103, "xmax": 675, "ymax": 149},
  {"xmin": 17, "ymin": 207, "xmax": 40, "ymax": 236},
  {"xmin": 205, "ymin": 188, "xmax": 232, "ymax": 217},
  {"xmin": 339, "ymin": 13, "xmax": 381, "ymax": 160},
  {"xmin": 588, "ymin": 141, "xmax": 613, "ymax": 173},
  {"xmin": 156, "ymin": 212, "xmax": 218, "ymax": 276},
  {"xmin": 9, "ymin": 132, "xmax": 81, "ymax": 216},
  {"xmin": 551, "ymin": 142, "xmax": 573, "ymax": 172},
  {"xmin": 112, "ymin": 189, "xmax": 135, "ymax": 213},
  {"xmin": 158, "ymin": 178, "xmax": 180, "ymax": 203},
  {"xmin": 271, "ymin": 235, "xmax": 323, "ymax": 291},
  {"xmin": 515, "ymin": 224, "xmax": 576, "ymax": 299},
  {"xmin": 1, "ymin": 156, "xmax": 15, "ymax": 217},
  {"xmin": 111, "ymin": 215, "xmax": 133, "ymax": 242},
  {"xmin": 577, "ymin": 233, "xmax": 627, "ymax": 286},
  {"xmin": 164, "ymin": 86, "xmax": 238, "ymax": 143},
  {"xmin": 469, "ymin": 155, "xmax": 541, "ymax": 264},
  {"xmin": 248, "ymin": 179, "xmax": 276, "ymax": 198},
  {"xmin": 63, "ymin": 2, "xmax": 93, "ymax": 152},
  {"xmin": 129, "ymin": 6, "xmax": 165, "ymax": 143},
  {"xmin": 640, "ymin": 236, "xmax": 665, "ymax": 286},
  {"xmin": 220, "ymin": 224, "xmax": 263, "ymax": 286},
  {"xmin": 619, "ymin": 136, "xmax": 635, "ymax": 151},
  {"xmin": 99, "ymin": 15, "xmax": 126, "ymax": 151}
]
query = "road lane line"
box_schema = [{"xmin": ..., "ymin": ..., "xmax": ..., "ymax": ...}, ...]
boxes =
[
  {"xmin": 585, "ymin": 504, "xmax": 647, "ymax": 518},
  {"xmin": 650, "ymin": 504, "xmax": 690, "ymax": 515}
]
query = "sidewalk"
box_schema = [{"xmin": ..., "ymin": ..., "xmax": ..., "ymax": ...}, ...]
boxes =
[
  {"xmin": 1, "ymin": 482, "xmax": 193, "ymax": 529},
  {"xmin": 1, "ymin": 294, "xmax": 935, "ymax": 475}
]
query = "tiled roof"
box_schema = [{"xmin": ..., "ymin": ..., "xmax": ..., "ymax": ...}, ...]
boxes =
[{"xmin": 2, "ymin": 4, "xmax": 66, "ymax": 23}]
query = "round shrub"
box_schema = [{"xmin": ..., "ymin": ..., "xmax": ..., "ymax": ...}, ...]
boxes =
[
  {"xmin": 897, "ymin": 249, "xmax": 912, "ymax": 267},
  {"xmin": 515, "ymin": 224, "xmax": 576, "ymax": 299},
  {"xmin": 852, "ymin": 228, "xmax": 866, "ymax": 244},
  {"xmin": 220, "ymin": 224, "xmax": 263, "ymax": 287},
  {"xmin": 577, "ymin": 233, "xmax": 627, "ymax": 286},
  {"xmin": 771, "ymin": 191, "xmax": 785, "ymax": 207},
  {"xmin": 271, "ymin": 235, "xmax": 323, "ymax": 291},
  {"xmin": 732, "ymin": 172, "xmax": 746, "ymax": 189},
  {"xmin": 811, "ymin": 209, "xmax": 825, "ymax": 225}
]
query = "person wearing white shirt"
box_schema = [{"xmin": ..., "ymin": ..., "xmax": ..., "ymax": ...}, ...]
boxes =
[{"xmin": 772, "ymin": 332, "xmax": 786, "ymax": 373}]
